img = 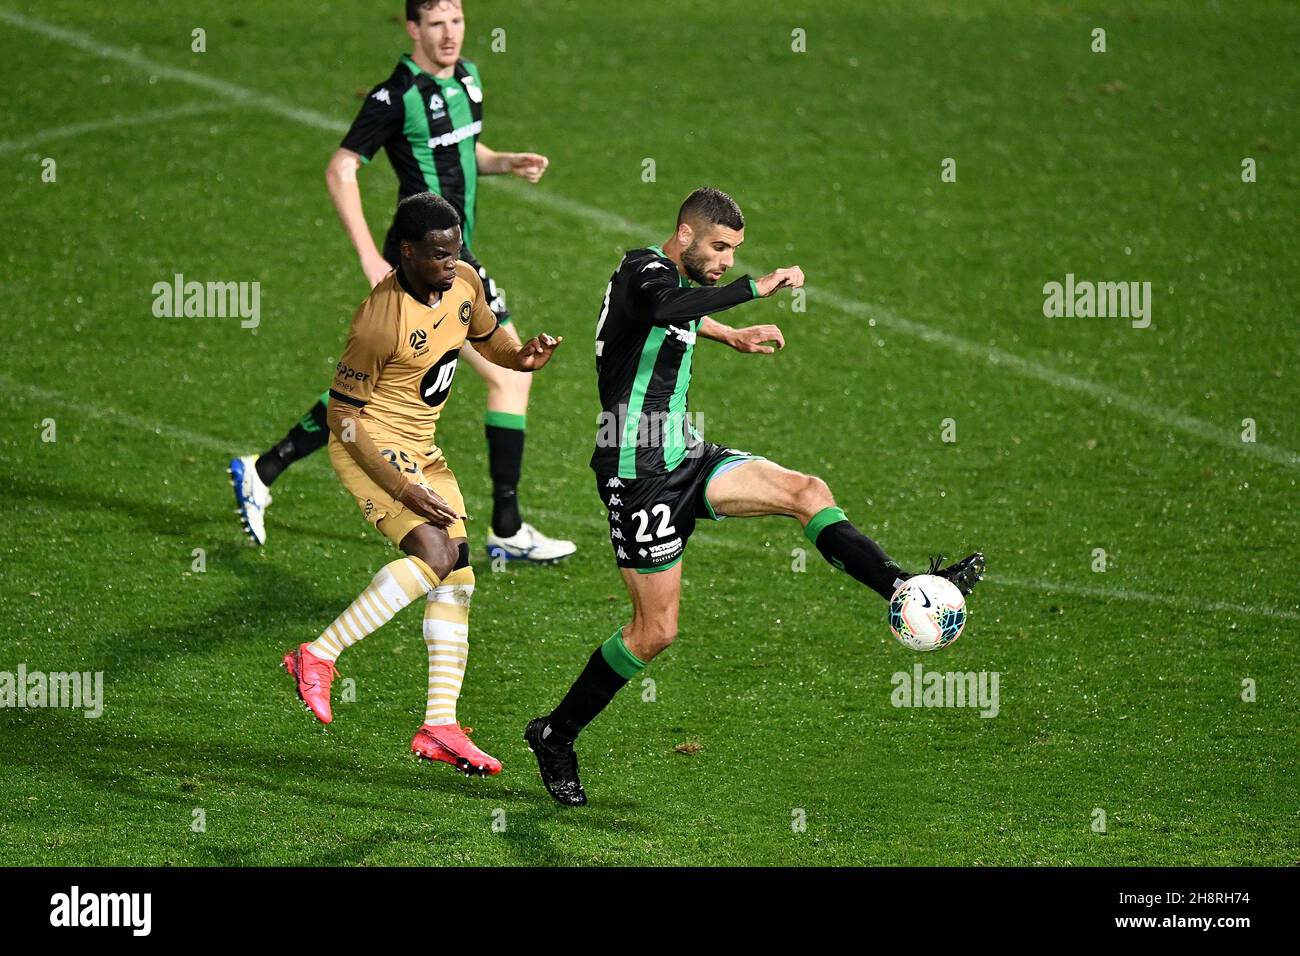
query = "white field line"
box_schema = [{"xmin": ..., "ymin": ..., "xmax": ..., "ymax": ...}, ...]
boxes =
[
  {"xmin": 4, "ymin": 7, "xmax": 1293, "ymax": 470},
  {"xmin": 6, "ymin": 376, "xmax": 237, "ymax": 453},
  {"xmin": 9, "ymin": 373, "xmax": 1295, "ymax": 624},
  {"xmin": 0, "ymin": 103, "xmax": 227, "ymax": 154},
  {"xmin": 988, "ymin": 575, "xmax": 1300, "ymax": 623}
]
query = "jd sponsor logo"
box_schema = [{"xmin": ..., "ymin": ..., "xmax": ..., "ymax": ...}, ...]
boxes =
[
  {"xmin": 890, "ymin": 664, "xmax": 999, "ymax": 718},
  {"xmin": 1042, "ymin": 273, "xmax": 1151, "ymax": 329},
  {"xmin": 0, "ymin": 664, "xmax": 103, "ymax": 718},
  {"xmin": 152, "ymin": 273, "xmax": 261, "ymax": 329},
  {"xmin": 50, "ymin": 886, "xmax": 151, "ymax": 936}
]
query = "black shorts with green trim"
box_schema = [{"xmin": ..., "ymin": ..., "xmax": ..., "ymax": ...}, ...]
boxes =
[
  {"xmin": 596, "ymin": 441, "xmax": 763, "ymax": 573},
  {"xmin": 382, "ymin": 229, "xmax": 512, "ymax": 326}
]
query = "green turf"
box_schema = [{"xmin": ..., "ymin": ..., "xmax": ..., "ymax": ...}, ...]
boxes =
[{"xmin": 1, "ymin": 0, "xmax": 1296, "ymax": 866}]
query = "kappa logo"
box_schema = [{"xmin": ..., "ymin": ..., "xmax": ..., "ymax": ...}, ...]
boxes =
[
  {"xmin": 606, "ymin": 477, "xmax": 625, "ymax": 488},
  {"xmin": 459, "ymin": 300, "xmax": 472, "ymax": 325},
  {"xmin": 616, "ymin": 546, "xmax": 629, "ymax": 560},
  {"xmin": 642, "ymin": 260, "xmax": 671, "ymax": 272},
  {"xmin": 608, "ymin": 512, "xmax": 621, "ymax": 524},
  {"xmin": 610, "ymin": 528, "xmax": 625, "ymax": 541},
  {"xmin": 608, "ymin": 495, "xmax": 624, "ymax": 507},
  {"xmin": 372, "ymin": 88, "xmax": 392, "ymax": 105},
  {"xmin": 409, "ymin": 328, "xmax": 428, "ymax": 351}
]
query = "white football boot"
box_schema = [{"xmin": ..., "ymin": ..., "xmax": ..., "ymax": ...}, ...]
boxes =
[
  {"xmin": 485, "ymin": 522, "xmax": 576, "ymax": 564},
  {"xmin": 228, "ymin": 455, "xmax": 272, "ymax": 546}
]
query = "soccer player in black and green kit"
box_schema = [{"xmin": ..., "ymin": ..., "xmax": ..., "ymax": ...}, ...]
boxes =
[
  {"xmin": 524, "ymin": 188, "xmax": 986, "ymax": 806},
  {"xmin": 229, "ymin": 0, "xmax": 575, "ymax": 563}
]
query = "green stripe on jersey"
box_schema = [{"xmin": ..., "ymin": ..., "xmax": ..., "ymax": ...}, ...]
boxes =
[
  {"xmin": 619, "ymin": 326, "xmax": 667, "ymax": 479},
  {"xmin": 401, "ymin": 84, "xmax": 441, "ymax": 195},
  {"xmin": 438, "ymin": 75, "xmax": 478, "ymax": 248},
  {"xmin": 663, "ymin": 319, "xmax": 698, "ymax": 471}
]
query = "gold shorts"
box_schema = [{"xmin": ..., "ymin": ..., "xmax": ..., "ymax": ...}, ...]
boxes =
[{"xmin": 329, "ymin": 435, "xmax": 468, "ymax": 547}]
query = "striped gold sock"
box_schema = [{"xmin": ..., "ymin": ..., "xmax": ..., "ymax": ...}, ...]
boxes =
[
  {"xmin": 422, "ymin": 566, "xmax": 474, "ymax": 727},
  {"xmin": 309, "ymin": 556, "xmax": 438, "ymax": 663}
]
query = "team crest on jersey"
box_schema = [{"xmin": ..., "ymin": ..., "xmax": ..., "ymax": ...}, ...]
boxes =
[
  {"xmin": 458, "ymin": 300, "xmax": 472, "ymax": 325},
  {"xmin": 428, "ymin": 93, "xmax": 446, "ymax": 118}
]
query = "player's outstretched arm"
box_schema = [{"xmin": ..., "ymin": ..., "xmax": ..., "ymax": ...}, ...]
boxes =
[
  {"xmin": 324, "ymin": 402, "xmax": 460, "ymax": 527},
  {"xmin": 325, "ymin": 148, "xmax": 392, "ymax": 288},
  {"xmin": 475, "ymin": 143, "xmax": 549, "ymax": 182},
  {"xmin": 471, "ymin": 329, "xmax": 564, "ymax": 372},
  {"xmin": 699, "ymin": 316, "xmax": 786, "ymax": 353},
  {"xmin": 638, "ymin": 263, "xmax": 804, "ymax": 326},
  {"xmin": 753, "ymin": 266, "xmax": 805, "ymax": 297}
]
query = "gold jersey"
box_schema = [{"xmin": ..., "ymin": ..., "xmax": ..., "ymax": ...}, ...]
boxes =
[{"xmin": 328, "ymin": 260, "xmax": 498, "ymax": 457}]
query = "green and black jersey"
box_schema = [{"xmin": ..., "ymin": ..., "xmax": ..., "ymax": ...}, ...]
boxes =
[
  {"xmin": 341, "ymin": 54, "xmax": 485, "ymax": 249},
  {"xmin": 590, "ymin": 246, "xmax": 758, "ymax": 479}
]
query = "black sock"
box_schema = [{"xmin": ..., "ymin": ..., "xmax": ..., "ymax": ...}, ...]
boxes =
[
  {"xmin": 255, "ymin": 399, "xmax": 329, "ymax": 486},
  {"xmin": 805, "ymin": 506, "xmax": 909, "ymax": 601},
  {"xmin": 545, "ymin": 634, "xmax": 645, "ymax": 742},
  {"xmin": 485, "ymin": 417, "xmax": 525, "ymax": 537}
]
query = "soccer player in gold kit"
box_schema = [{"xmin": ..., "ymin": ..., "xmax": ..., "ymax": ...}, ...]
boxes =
[{"xmin": 282, "ymin": 192, "xmax": 562, "ymax": 775}]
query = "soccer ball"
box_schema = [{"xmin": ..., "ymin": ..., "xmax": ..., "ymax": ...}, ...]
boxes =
[{"xmin": 888, "ymin": 574, "xmax": 967, "ymax": 651}]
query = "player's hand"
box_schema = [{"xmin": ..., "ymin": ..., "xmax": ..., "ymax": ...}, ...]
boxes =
[
  {"xmin": 509, "ymin": 152, "xmax": 549, "ymax": 183},
  {"xmin": 361, "ymin": 250, "xmax": 393, "ymax": 289},
  {"xmin": 398, "ymin": 484, "xmax": 463, "ymax": 528},
  {"xmin": 516, "ymin": 333, "xmax": 563, "ymax": 371},
  {"xmin": 755, "ymin": 266, "xmax": 805, "ymax": 297},
  {"xmin": 729, "ymin": 324, "xmax": 785, "ymax": 354}
]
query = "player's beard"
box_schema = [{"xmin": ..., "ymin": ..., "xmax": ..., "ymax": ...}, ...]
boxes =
[{"xmin": 680, "ymin": 242, "xmax": 719, "ymax": 286}]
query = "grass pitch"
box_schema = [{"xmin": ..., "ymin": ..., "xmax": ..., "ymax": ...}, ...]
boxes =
[{"xmin": 1, "ymin": 0, "xmax": 1296, "ymax": 865}]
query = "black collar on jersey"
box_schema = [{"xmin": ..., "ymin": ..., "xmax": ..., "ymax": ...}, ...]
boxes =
[
  {"xmin": 400, "ymin": 53, "xmax": 469, "ymax": 84},
  {"xmin": 396, "ymin": 263, "xmax": 439, "ymax": 307}
]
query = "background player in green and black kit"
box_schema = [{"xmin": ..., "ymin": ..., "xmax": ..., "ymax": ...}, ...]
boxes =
[
  {"xmin": 228, "ymin": 0, "xmax": 575, "ymax": 563},
  {"xmin": 524, "ymin": 188, "xmax": 986, "ymax": 806}
]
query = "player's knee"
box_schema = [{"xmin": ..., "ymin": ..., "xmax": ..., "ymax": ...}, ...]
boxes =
[
  {"xmin": 416, "ymin": 533, "xmax": 459, "ymax": 581},
  {"xmin": 628, "ymin": 619, "xmax": 677, "ymax": 657},
  {"xmin": 793, "ymin": 472, "xmax": 834, "ymax": 517}
]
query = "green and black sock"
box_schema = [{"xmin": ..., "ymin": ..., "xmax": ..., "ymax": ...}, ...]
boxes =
[
  {"xmin": 805, "ymin": 506, "xmax": 910, "ymax": 601},
  {"xmin": 485, "ymin": 410, "xmax": 525, "ymax": 538},
  {"xmin": 255, "ymin": 391, "xmax": 330, "ymax": 487},
  {"xmin": 545, "ymin": 628, "xmax": 648, "ymax": 742}
]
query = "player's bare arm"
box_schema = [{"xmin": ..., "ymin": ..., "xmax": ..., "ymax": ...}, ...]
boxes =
[
  {"xmin": 698, "ymin": 316, "xmax": 786, "ymax": 353},
  {"xmin": 475, "ymin": 143, "xmax": 549, "ymax": 182},
  {"xmin": 325, "ymin": 147, "xmax": 392, "ymax": 288},
  {"xmin": 472, "ymin": 328, "xmax": 563, "ymax": 371},
  {"xmin": 753, "ymin": 265, "xmax": 805, "ymax": 296}
]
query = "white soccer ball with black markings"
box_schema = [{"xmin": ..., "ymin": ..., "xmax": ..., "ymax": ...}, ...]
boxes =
[{"xmin": 888, "ymin": 574, "xmax": 967, "ymax": 651}]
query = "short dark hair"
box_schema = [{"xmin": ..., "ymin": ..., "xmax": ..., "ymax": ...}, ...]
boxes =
[
  {"xmin": 406, "ymin": 0, "xmax": 460, "ymax": 23},
  {"xmin": 393, "ymin": 191, "xmax": 461, "ymax": 244},
  {"xmin": 677, "ymin": 187, "xmax": 744, "ymax": 231}
]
